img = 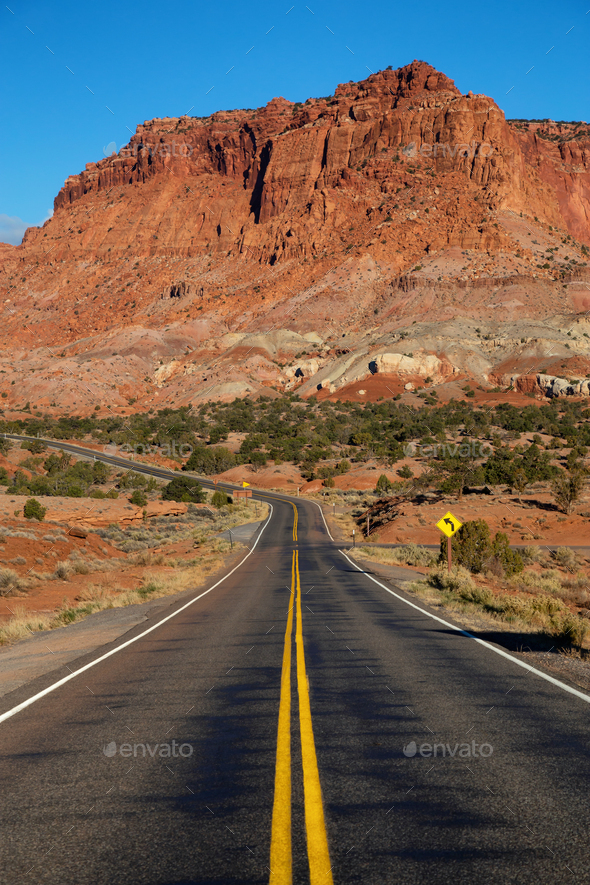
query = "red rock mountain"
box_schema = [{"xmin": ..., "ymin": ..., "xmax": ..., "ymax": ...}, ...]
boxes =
[{"xmin": 0, "ymin": 61, "xmax": 589, "ymax": 413}]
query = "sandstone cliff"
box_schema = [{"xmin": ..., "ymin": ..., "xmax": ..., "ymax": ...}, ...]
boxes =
[{"xmin": 0, "ymin": 61, "xmax": 589, "ymax": 413}]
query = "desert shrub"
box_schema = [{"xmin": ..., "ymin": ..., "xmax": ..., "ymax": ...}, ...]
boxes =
[
  {"xmin": 21, "ymin": 439, "xmax": 46, "ymax": 454},
  {"xmin": 53, "ymin": 561, "xmax": 72, "ymax": 581},
  {"xmin": 429, "ymin": 564, "xmax": 478, "ymax": 596},
  {"xmin": 551, "ymin": 469, "xmax": 585, "ymax": 514},
  {"xmin": 552, "ymin": 546, "xmax": 576, "ymax": 570},
  {"xmin": 553, "ymin": 614, "xmax": 589, "ymax": 647},
  {"xmin": 118, "ymin": 471, "xmax": 148, "ymax": 490},
  {"xmin": 130, "ymin": 489, "xmax": 148, "ymax": 507},
  {"xmin": 162, "ymin": 476, "xmax": 205, "ymax": 503},
  {"xmin": 444, "ymin": 520, "xmax": 490, "ymax": 573},
  {"xmin": 23, "ymin": 498, "xmax": 46, "ymax": 521},
  {"xmin": 514, "ymin": 569, "xmax": 565, "ymax": 597},
  {"xmin": 444, "ymin": 520, "xmax": 523, "ymax": 575},
  {"xmin": 375, "ymin": 474, "xmax": 392, "ymax": 494},
  {"xmin": 70, "ymin": 558, "xmax": 90, "ymax": 575},
  {"xmin": 212, "ymin": 490, "xmax": 232, "ymax": 508},
  {"xmin": 0, "ymin": 568, "xmax": 19, "ymax": 595},
  {"xmin": 184, "ymin": 446, "xmax": 237, "ymax": 475},
  {"xmin": 490, "ymin": 531, "xmax": 524, "ymax": 576},
  {"xmin": 391, "ymin": 543, "xmax": 436, "ymax": 567},
  {"xmin": 521, "ymin": 545, "xmax": 541, "ymax": 564}
]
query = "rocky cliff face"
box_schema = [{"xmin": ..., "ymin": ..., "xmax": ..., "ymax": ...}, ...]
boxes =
[
  {"xmin": 40, "ymin": 61, "xmax": 588, "ymax": 265},
  {"xmin": 509, "ymin": 120, "xmax": 590, "ymax": 244},
  {"xmin": 0, "ymin": 61, "xmax": 589, "ymax": 413}
]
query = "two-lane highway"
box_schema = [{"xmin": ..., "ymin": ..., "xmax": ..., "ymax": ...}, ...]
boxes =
[{"xmin": 0, "ymin": 436, "xmax": 589, "ymax": 883}]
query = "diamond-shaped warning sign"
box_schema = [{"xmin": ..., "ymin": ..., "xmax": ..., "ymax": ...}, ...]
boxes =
[{"xmin": 436, "ymin": 511, "xmax": 462, "ymax": 538}]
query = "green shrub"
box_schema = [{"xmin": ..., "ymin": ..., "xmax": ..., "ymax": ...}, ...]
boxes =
[
  {"xmin": 20, "ymin": 439, "xmax": 46, "ymax": 454},
  {"xmin": 211, "ymin": 490, "xmax": 232, "ymax": 508},
  {"xmin": 162, "ymin": 476, "xmax": 205, "ymax": 503},
  {"xmin": 444, "ymin": 519, "xmax": 490, "ymax": 572},
  {"xmin": 490, "ymin": 531, "xmax": 524, "ymax": 576},
  {"xmin": 375, "ymin": 474, "xmax": 392, "ymax": 494},
  {"xmin": 443, "ymin": 520, "xmax": 523, "ymax": 575},
  {"xmin": 184, "ymin": 446, "xmax": 237, "ymax": 475},
  {"xmin": 23, "ymin": 498, "xmax": 46, "ymax": 521},
  {"xmin": 130, "ymin": 490, "xmax": 148, "ymax": 507}
]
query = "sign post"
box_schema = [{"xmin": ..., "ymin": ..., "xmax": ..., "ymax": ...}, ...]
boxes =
[
  {"xmin": 435, "ymin": 511, "xmax": 462, "ymax": 573},
  {"xmin": 352, "ymin": 529, "xmax": 355, "ymax": 548}
]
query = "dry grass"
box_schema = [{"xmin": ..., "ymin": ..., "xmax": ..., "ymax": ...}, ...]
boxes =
[
  {"xmin": 0, "ymin": 500, "xmax": 264, "ymax": 646},
  {"xmin": 0, "ymin": 567, "xmax": 30, "ymax": 596},
  {"xmin": 408, "ymin": 565, "xmax": 589, "ymax": 649},
  {"xmin": 356, "ymin": 543, "xmax": 436, "ymax": 568}
]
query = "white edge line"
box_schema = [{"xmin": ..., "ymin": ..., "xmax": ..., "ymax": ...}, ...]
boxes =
[
  {"xmin": 340, "ymin": 550, "xmax": 590, "ymax": 706},
  {"xmin": 0, "ymin": 504, "xmax": 274, "ymax": 725},
  {"xmin": 311, "ymin": 500, "xmax": 334, "ymax": 541}
]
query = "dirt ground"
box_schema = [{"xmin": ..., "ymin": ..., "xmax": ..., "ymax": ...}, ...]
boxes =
[{"xmin": 0, "ymin": 497, "xmax": 266, "ymax": 630}]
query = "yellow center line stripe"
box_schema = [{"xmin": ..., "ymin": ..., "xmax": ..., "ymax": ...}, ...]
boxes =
[
  {"xmin": 295, "ymin": 548, "xmax": 334, "ymax": 884},
  {"xmin": 269, "ymin": 551, "xmax": 296, "ymax": 884},
  {"xmin": 290, "ymin": 501, "xmax": 298, "ymax": 542}
]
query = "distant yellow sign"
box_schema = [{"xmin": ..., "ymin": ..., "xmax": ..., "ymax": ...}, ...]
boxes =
[
  {"xmin": 436, "ymin": 511, "xmax": 462, "ymax": 538},
  {"xmin": 242, "ymin": 481, "xmax": 250, "ymax": 488}
]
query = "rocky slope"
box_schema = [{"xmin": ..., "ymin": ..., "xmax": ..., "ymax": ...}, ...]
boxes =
[{"xmin": 0, "ymin": 61, "xmax": 589, "ymax": 413}]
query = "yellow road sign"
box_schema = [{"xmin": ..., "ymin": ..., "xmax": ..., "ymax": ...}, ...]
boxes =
[
  {"xmin": 242, "ymin": 481, "xmax": 250, "ymax": 488},
  {"xmin": 436, "ymin": 511, "xmax": 462, "ymax": 538}
]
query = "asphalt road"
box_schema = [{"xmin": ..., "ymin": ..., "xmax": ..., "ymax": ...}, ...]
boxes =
[{"xmin": 0, "ymin": 435, "xmax": 589, "ymax": 883}]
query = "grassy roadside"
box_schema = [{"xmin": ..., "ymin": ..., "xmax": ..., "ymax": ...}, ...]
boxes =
[
  {"xmin": 351, "ymin": 543, "xmax": 590, "ymax": 652},
  {"xmin": 0, "ymin": 500, "xmax": 268, "ymax": 646}
]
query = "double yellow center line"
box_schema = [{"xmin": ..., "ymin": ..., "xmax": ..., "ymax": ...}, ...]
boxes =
[
  {"xmin": 270, "ymin": 507, "xmax": 333, "ymax": 884},
  {"xmin": 292, "ymin": 504, "xmax": 298, "ymax": 542}
]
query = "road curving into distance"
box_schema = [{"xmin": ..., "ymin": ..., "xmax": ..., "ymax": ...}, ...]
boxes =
[{"xmin": 0, "ymin": 434, "xmax": 589, "ymax": 883}]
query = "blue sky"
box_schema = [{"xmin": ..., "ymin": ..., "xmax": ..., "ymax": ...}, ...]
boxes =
[{"xmin": 1, "ymin": 0, "xmax": 588, "ymax": 243}]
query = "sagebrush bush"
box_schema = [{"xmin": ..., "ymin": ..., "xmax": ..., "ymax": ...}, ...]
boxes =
[
  {"xmin": 553, "ymin": 614, "xmax": 588, "ymax": 647},
  {"xmin": 0, "ymin": 568, "xmax": 19, "ymax": 594},
  {"xmin": 521, "ymin": 545, "xmax": 541, "ymax": 564},
  {"xmin": 53, "ymin": 561, "xmax": 72, "ymax": 580},
  {"xmin": 553, "ymin": 546, "xmax": 577, "ymax": 570}
]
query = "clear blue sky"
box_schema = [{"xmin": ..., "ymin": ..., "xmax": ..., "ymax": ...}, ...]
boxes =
[{"xmin": 1, "ymin": 0, "xmax": 588, "ymax": 243}]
